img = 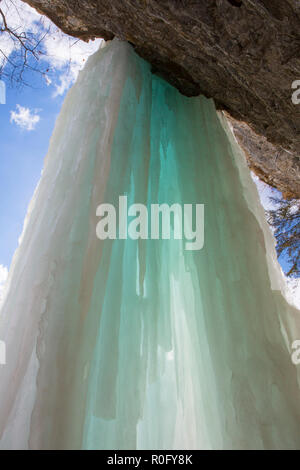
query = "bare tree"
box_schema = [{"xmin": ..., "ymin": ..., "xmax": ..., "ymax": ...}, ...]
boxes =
[
  {"xmin": 267, "ymin": 197, "xmax": 300, "ymax": 277},
  {"xmin": 0, "ymin": 0, "xmax": 51, "ymax": 87}
]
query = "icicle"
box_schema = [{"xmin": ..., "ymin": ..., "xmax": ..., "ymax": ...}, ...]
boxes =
[{"xmin": 0, "ymin": 39, "xmax": 299, "ymax": 450}]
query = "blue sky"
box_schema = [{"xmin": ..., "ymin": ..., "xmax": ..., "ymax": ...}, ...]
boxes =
[{"xmin": 0, "ymin": 77, "xmax": 64, "ymax": 268}]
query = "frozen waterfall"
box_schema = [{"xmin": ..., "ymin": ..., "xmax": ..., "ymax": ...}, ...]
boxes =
[{"xmin": 0, "ymin": 39, "xmax": 300, "ymax": 450}]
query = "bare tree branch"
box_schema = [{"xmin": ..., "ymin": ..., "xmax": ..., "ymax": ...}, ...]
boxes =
[
  {"xmin": 0, "ymin": 0, "xmax": 52, "ymax": 87},
  {"xmin": 267, "ymin": 197, "xmax": 300, "ymax": 277}
]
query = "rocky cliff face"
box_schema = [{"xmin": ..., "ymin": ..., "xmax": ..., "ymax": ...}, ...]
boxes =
[{"xmin": 23, "ymin": 0, "xmax": 300, "ymax": 197}]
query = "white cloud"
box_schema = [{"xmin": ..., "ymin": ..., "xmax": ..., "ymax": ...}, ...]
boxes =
[
  {"xmin": 0, "ymin": 0, "xmax": 102, "ymax": 95},
  {"xmin": 0, "ymin": 264, "xmax": 8, "ymax": 304},
  {"xmin": 42, "ymin": 33, "xmax": 101, "ymax": 96},
  {"xmin": 10, "ymin": 104, "xmax": 40, "ymax": 131}
]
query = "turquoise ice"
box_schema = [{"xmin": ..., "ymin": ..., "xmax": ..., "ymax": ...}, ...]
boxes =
[{"xmin": 0, "ymin": 40, "xmax": 299, "ymax": 449}]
